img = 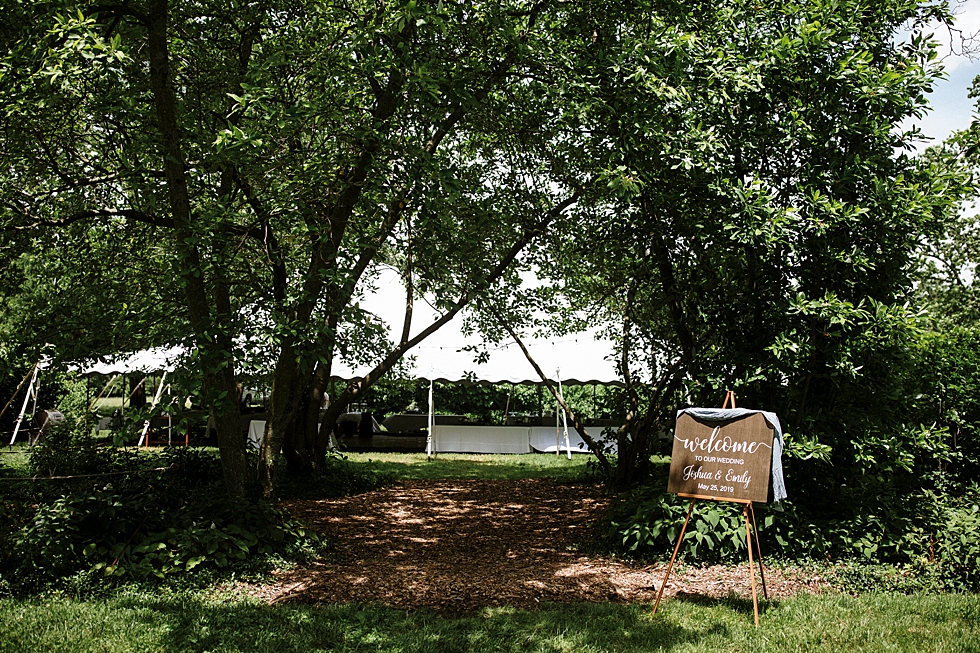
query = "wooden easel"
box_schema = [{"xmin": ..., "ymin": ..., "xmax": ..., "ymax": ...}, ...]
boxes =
[{"xmin": 652, "ymin": 390, "xmax": 769, "ymax": 626}]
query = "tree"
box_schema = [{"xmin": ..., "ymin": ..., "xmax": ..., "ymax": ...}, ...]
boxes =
[
  {"xmin": 484, "ymin": 0, "xmax": 970, "ymax": 485},
  {"xmin": 913, "ymin": 123, "xmax": 980, "ymax": 328},
  {"xmin": 1, "ymin": 0, "xmax": 583, "ymax": 501}
]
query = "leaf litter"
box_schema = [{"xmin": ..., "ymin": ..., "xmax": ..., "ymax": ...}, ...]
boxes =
[{"xmin": 240, "ymin": 479, "xmax": 827, "ymax": 614}]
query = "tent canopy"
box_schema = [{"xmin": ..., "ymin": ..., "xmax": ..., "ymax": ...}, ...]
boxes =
[
  {"xmin": 71, "ymin": 346, "xmax": 184, "ymax": 376},
  {"xmin": 329, "ymin": 337, "xmax": 623, "ymax": 386},
  {"xmin": 70, "ymin": 339, "xmax": 622, "ymax": 386}
]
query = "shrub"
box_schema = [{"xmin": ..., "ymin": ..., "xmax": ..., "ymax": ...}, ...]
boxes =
[
  {"xmin": 2, "ymin": 430, "xmax": 317, "ymax": 595},
  {"xmin": 27, "ymin": 418, "xmax": 144, "ymax": 478},
  {"xmin": 2, "ymin": 477, "xmax": 317, "ymax": 594},
  {"xmin": 607, "ymin": 485, "xmax": 779, "ymax": 563},
  {"xmin": 908, "ymin": 483, "xmax": 980, "ymax": 592}
]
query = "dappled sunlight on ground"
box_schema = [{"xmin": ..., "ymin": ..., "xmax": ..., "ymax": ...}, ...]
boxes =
[{"xmin": 242, "ymin": 479, "xmax": 826, "ymax": 613}]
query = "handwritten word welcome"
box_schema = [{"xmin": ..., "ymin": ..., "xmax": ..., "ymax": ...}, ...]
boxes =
[{"xmin": 674, "ymin": 426, "xmax": 772, "ymax": 456}]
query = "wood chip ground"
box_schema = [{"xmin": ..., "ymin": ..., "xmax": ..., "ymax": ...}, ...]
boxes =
[{"xmin": 241, "ymin": 478, "xmax": 827, "ymax": 613}]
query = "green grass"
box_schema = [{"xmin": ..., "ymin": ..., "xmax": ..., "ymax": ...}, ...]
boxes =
[
  {"xmin": 4, "ymin": 449, "xmax": 977, "ymax": 652},
  {"xmin": 0, "ymin": 444, "xmax": 31, "ymax": 476},
  {"xmin": 0, "ymin": 590, "xmax": 977, "ymax": 653},
  {"xmin": 342, "ymin": 452, "xmax": 597, "ymax": 481}
]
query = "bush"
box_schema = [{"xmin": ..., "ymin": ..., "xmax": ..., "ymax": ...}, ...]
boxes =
[
  {"xmin": 156, "ymin": 447, "xmax": 226, "ymax": 488},
  {"xmin": 1, "ymin": 425, "xmax": 318, "ymax": 596},
  {"xmin": 28, "ymin": 417, "xmax": 144, "ymax": 478},
  {"xmin": 908, "ymin": 483, "xmax": 980, "ymax": 592},
  {"xmin": 2, "ymin": 477, "xmax": 317, "ymax": 595},
  {"xmin": 607, "ymin": 485, "xmax": 780, "ymax": 563}
]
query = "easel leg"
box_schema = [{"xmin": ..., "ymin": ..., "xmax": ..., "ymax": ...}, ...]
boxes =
[
  {"xmin": 653, "ymin": 499, "xmax": 696, "ymax": 616},
  {"xmin": 744, "ymin": 505, "xmax": 759, "ymax": 627},
  {"xmin": 748, "ymin": 502, "xmax": 768, "ymax": 600}
]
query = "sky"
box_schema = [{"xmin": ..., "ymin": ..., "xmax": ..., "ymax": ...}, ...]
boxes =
[
  {"xmin": 906, "ymin": 0, "xmax": 980, "ymax": 146},
  {"xmin": 353, "ymin": 5, "xmax": 980, "ymax": 385}
]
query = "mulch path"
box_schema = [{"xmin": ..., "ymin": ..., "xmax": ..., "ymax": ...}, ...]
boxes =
[{"xmin": 241, "ymin": 479, "xmax": 827, "ymax": 613}]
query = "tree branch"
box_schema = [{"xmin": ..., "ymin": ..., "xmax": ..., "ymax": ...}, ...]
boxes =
[
  {"xmin": 3, "ymin": 209, "xmax": 172, "ymax": 232},
  {"xmin": 493, "ymin": 306, "xmax": 613, "ymax": 474},
  {"xmin": 322, "ymin": 192, "xmax": 579, "ymax": 414}
]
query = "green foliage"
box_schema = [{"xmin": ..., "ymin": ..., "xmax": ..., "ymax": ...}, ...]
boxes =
[
  {"xmin": 6, "ymin": 484, "xmax": 314, "ymax": 591},
  {"xmin": 907, "ymin": 328, "xmax": 980, "ymax": 486},
  {"xmin": 609, "ymin": 475, "xmax": 980, "ymax": 591},
  {"xmin": 909, "ymin": 483, "xmax": 980, "ymax": 592},
  {"xmin": 913, "ymin": 133, "xmax": 980, "ymax": 329},
  {"xmin": 609, "ymin": 485, "xmax": 777, "ymax": 563},
  {"xmin": 27, "ymin": 418, "xmax": 142, "ymax": 478},
  {"xmin": 1, "ymin": 436, "xmax": 317, "ymax": 595}
]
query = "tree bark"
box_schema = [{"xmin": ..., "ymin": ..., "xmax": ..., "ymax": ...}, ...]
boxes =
[{"xmin": 146, "ymin": 0, "xmax": 248, "ymax": 505}]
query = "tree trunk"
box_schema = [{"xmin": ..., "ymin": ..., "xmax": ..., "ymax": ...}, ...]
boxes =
[{"xmin": 147, "ymin": 0, "xmax": 248, "ymax": 506}]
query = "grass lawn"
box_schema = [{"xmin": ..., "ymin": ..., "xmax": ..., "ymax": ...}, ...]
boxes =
[
  {"xmin": 1, "ymin": 589, "xmax": 978, "ymax": 653},
  {"xmin": 3, "ymin": 448, "xmax": 978, "ymax": 652},
  {"xmin": 342, "ymin": 451, "xmax": 597, "ymax": 481},
  {"xmin": 0, "ymin": 444, "xmax": 31, "ymax": 475}
]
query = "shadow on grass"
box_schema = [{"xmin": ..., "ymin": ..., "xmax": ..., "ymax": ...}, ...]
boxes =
[
  {"xmin": 105, "ymin": 595, "xmax": 724, "ymax": 653},
  {"xmin": 672, "ymin": 591, "xmax": 781, "ymax": 621}
]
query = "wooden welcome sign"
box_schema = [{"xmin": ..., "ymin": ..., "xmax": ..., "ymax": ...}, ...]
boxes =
[
  {"xmin": 667, "ymin": 412, "xmax": 775, "ymax": 504},
  {"xmin": 653, "ymin": 392, "xmax": 778, "ymax": 627}
]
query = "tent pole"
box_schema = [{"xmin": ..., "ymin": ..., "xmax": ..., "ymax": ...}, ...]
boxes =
[
  {"xmin": 10, "ymin": 364, "xmax": 40, "ymax": 446},
  {"xmin": 555, "ymin": 400, "xmax": 560, "ymax": 456},
  {"xmin": 88, "ymin": 374, "xmax": 120, "ymax": 413},
  {"xmin": 426, "ymin": 379, "xmax": 434, "ymax": 460},
  {"xmin": 138, "ymin": 370, "xmax": 168, "ymax": 447},
  {"xmin": 558, "ymin": 373, "xmax": 571, "ymax": 460},
  {"xmin": 27, "ymin": 367, "xmax": 43, "ymax": 445},
  {"xmin": 1, "ymin": 364, "xmax": 37, "ymax": 426}
]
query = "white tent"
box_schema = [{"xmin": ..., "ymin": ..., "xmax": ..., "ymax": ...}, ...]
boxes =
[
  {"xmin": 71, "ymin": 346, "xmax": 182, "ymax": 446},
  {"xmin": 329, "ymin": 269, "xmax": 622, "ymax": 455},
  {"xmin": 329, "ymin": 336, "xmax": 621, "ymax": 387},
  {"xmin": 72, "ymin": 346, "xmax": 184, "ymax": 376},
  {"xmin": 65, "ymin": 266, "xmax": 625, "ymax": 454}
]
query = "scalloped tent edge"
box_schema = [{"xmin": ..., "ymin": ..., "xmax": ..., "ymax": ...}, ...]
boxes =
[{"xmin": 69, "ymin": 336, "xmax": 627, "ymax": 387}]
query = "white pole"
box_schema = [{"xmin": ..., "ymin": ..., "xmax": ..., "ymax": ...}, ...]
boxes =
[
  {"xmin": 138, "ymin": 370, "xmax": 168, "ymax": 447},
  {"xmin": 10, "ymin": 366, "xmax": 40, "ymax": 446},
  {"xmin": 28, "ymin": 368, "xmax": 43, "ymax": 443},
  {"xmin": 555, "ymin": 400, "xmax": 561, "ymax": 457},
  {"xmin": 426, "ymin": 379, "xmax": 435, "ymax": 460},
  {"xmin": 89, "ymin": 374, "xmax": 120, "ymax": 413},
  {"xmin": 166, "ymin": 384, "xmax": 173, "ymax": 445},
  {"xmin": 558, "ymin": 372, "xmax": 571, "ymax": 460}
]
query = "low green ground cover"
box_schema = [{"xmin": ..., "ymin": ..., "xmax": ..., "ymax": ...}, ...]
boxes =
[
  {"xmin": 0, "ymin": 437, "xmax": 325, "ymax": 596},
  {"xmin": 0, "ymin": 590, "xmax": 977, "ymax": 653}
]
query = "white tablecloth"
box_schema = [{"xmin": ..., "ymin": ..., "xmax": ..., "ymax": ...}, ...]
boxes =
[
  {"xmin": 432, "ymin": 425, "xmax": 532, "ymax": 454},
  {"xmin": 247, "ymin": 420, "xmax": 265, "ymax": 449},
  {"xmin": 529, "ymin": 426, "xmax": 616, "ymax": 454}
]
